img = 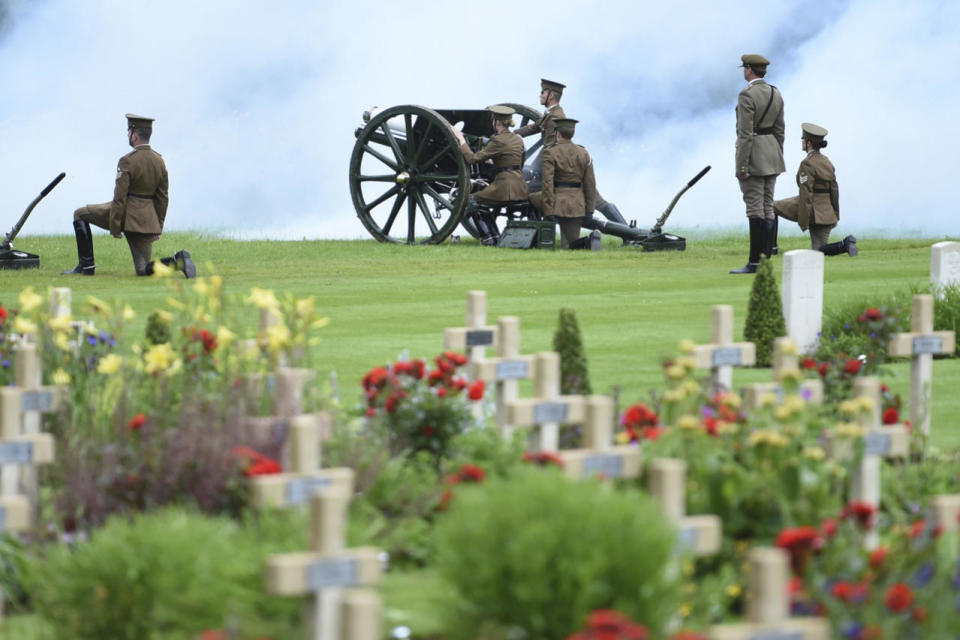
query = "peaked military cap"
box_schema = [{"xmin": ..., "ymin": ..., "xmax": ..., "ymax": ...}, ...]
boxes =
[
  {"xmin": 125, "ymin": 113, "xmax": 155, "ymax": 128},
  {"xmin": 540, "ymin": 78, "xmax": 566, "ymax": 94},
  {"xmin": 552, "ymin": 118, "xmax": 578, "ymax": 129},
  {"xmin": 801, "ymin": 122, "xmax": 828, "ymax": 141},
  {"xmin": 739, "ymin": 54, "xmax": 770, "ymax": 67},
  {"xmin": 487, "ymin": 105, "xmax": 516, "ymax": 123}
]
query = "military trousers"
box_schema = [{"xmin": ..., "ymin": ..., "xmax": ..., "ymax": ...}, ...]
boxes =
[
  {"xmin": 542, "ymin": 215, "xmax": 584, "ymax": 249},
  {"xmin": 739, "ymin": 175, "xmax": 777, "ymax": 220},
  {"xmin": 808, "ymin": 224, "xmax": 835, "ymax": 251},
  {"xmin": 74, "ymin": 203, "xmax": 160, "ymax": 275}
]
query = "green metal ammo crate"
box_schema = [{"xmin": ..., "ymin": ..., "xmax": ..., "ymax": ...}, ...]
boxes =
[{"xmin": 497, "ymin": 219, "xmax": 557, "ymax": 250}]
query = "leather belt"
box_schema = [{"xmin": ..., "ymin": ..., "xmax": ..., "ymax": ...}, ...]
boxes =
[
  {"xmin": 812, "ymin": 187, "xmax": 832, "ymax": 194},
  {"xmin": 554, "ymin": 181, "xmax": 582, "ymax": 189},
  {"xmin": 754, "ymin": 127, "xmax": 774, "ymax": 135},
  {"xmin": 494, "ymin": 165, "xmax": 523, "ymax": 175},
  {"xmin": 128, "ymin": 192, "xmax": 154, "ymax": 199}
]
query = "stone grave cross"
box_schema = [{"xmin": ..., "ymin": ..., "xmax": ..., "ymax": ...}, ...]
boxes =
[
  {"xmin": 741, "ymin": 337, "xmax": 823, "ymax": 410},
  {"xmin": 557, "ymin": 395, "xmax": 642, "ymax": 480},
  {"xmin": 691, "ymin": 305, "xmax": 756, "ymax": 393},
  {"xmin": 708, "ymin": 547, "xmax": 829, "ymax": 639},
  {"xmin": 468, "ymin": 316, "xmax": 534, "ymax": 436},
  {"xmin": 443, "ymin": 290, "xmax": 498, "ymax": 362},
  {"xmin": 886, "ymin": 294, "xmax": 955, "ymax": 436},
  {"xmin": 265, "ymin": 484, "xmax": 383, "ymax": 640},
  {"xmin": 506, "ymin": 351, "xmax": 585, "ymax": 451},
  {"xmin": 648, "ymin": 458, "xmax": 720, "ymax": 556}
]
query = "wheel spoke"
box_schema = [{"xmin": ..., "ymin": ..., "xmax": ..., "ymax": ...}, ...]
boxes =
[
  {"xmin": 406, "ymin": 193, "xmax": 416, "ymax": 243},
  {"xmin": 413, "ymin": 189, "xmax": 439, "ymax": 235},
  {"xmin": 380, "ymin": 123, "xmax": 406, "ymax": 164},
  {"xmin": 381, "ymin": 191, "xmax": 405, "ymax": 236},
  {"xmin": 422, "ymin": 141, "xmax": 455, "ymax": 173},
  {"xmin": 363, "ymin": 143, "xmax": 399, "ymax": 171},
  {"xmin": 364, "ymin": 185, "xmax": 401, "ymax": 211},
  {"xmin": 411, "ymin": 121, "xmax": 435, "ymax": 166},
  {"xmin": 404, "ymin": 113, "xmax": 414, "ymax": 159},
  {"xmin": 415, "ymin": 173, "xmax": 459, "ymax": 182},
  {"xmin": 422, "ymin": 184, "xmax": 455, "ymax": 211},
  {"xmin": 358, "ymin": 174, "xmax": 397, "ymax": 182}
]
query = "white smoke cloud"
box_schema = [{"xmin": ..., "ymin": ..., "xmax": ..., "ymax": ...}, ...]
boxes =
[{"xmin": 0, "ymin": 0, "xmax": 957, "ymax": 240}]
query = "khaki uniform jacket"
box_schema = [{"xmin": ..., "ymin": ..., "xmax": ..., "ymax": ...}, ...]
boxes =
[
  {"xmin": 460, "ymin": 132, "xmax": 528, "ymax": 204},
  {"xmin": 795, "ymin": 151, "xmax": 839, "ymax": 230},
  {"xmin": 515, "ymin": 104, "xmax": 565, "ymax": 148},
  {"xmin": 735, "ymin": 79, "xmax": 785, "ymax": 177},
  {"xmin": 540, "ymin": 139, "xmax": 597, "ymax": 218},
  {"xmin": 110, "ymin": 144, "xmax": 169, "ymax": 236}
]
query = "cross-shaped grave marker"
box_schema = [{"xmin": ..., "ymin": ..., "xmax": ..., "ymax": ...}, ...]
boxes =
[
  {"xmin": 741, "ymin": 338, "xmax": 823, "ymax": 410},
  {"xmin": 0, "ymin": 385, "xmax": 57, "ymax": 533},
  {"xmin": 691, "ymin": 305, "xmax": 756, "ymax": 393},
  {"xmin": 825, "ymin": 376, "xmax": 910, "ymax": 460},
  {"xmin": 648, "ymin": 458, "xmax": 721, "ymax": 556},
  {"xmin": 442, "ymin": 290, "xmax": 497, "ymax": 362},
  {"xmin": 931, "ymin": 493, "xmax": 960, "ymax": 534},
  {"xmin": 245, "ymin": 367, "xmax": 331, "ymax": 462},
  {"xmin": 887, "ymin": 294, "xmax": 956, "ymax": 436},
  {"xmin": 265, "ymin": 484, "xmax": 382, "ymax": 640},
  {"xmin": 708, "ymin": 547, "xmax": 829, "ymax": 639},
  {"xmin": 557, "ymin": 395, "xmax": 642, "ymax": 480},
  {"xmin": 506, "ymin": 351, "xmax": 585, "ymax": 451},
  {"xmin": 468, "ymin": 316, "xmax": 534, "ymax": 436}
]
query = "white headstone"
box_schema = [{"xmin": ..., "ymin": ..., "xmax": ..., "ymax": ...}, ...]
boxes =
[
  {"xmin": 782, "ymin": 250, "xmax": 824, "ymax": 354},
  {"xmin": 931, "ymin": 241, "xmax": 960, "ymax": 291}
]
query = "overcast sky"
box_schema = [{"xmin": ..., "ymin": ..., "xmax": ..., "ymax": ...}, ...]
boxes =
[{"xmin": 1, "ymin": 0, "xmax": 957, "ymax": 239}]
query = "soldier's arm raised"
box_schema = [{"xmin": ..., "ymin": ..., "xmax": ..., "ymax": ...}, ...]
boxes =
[{"xmin": 460, "ymin": 136, "xmax": 504, "ymax": 164}]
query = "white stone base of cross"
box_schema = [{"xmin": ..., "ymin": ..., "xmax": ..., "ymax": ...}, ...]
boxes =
[
  {"xmin": 557, "ymin": 395, "xmax": 643, "ymax": 479},
  {"xmin": 649, "ymin": 458, "xmax": 721, "ymax": 556},
  {"xmin": 708, "ymin": 547, "xmax": 829, "ymax": 639},
  {"xmin": 691, "ymin": 305, "xmax": 756, "ymax": 393}
]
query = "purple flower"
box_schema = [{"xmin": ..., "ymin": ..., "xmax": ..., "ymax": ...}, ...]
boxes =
[
  {"xmin": 844, "ymin": 323, "xmax": 850, "ymax": 329},
  {"xmin": 86, "ymin": 335, "xmax": 97, "ymax": 346},
  {"xmin": 842, "ymin": 622, "xmax": 863, "ymax": 639},
  {"xmin": 951, "ymin": 559, "xmax": 960, "ymax": 589},
  {"xmin": 801, "ymin": 388, "xmax": 812, "ymax": 400},
  {"xmin": 870, "ymin": 332, "xmax": 876, "ymax": 339},
  {"xmin": 701, "ymin": 406, "xmax": 715, "ymax": 417},
  {"xmin": 913, "ymin": 563, "xmax": 934, "ymax": 588},
  {"xmin": 1, "ymin": 359, "xmax": 9, "ymax": 368}
]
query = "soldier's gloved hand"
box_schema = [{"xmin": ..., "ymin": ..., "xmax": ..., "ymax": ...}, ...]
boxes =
[{"xmin": 111, "ymin": 229, "xmax": 122, "ymax": 239}]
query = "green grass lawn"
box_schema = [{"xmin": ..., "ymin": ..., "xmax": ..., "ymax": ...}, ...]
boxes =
[{"xmin": 3, "ymin": 230, "xmax": 959, "ymax": 449}]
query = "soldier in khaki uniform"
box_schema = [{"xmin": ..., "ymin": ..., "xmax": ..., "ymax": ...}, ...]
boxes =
[
  {"xmin": 730, "ymin": 54, "xmax": 786, "ymax": 274},
  {"xmin": 774, "ymin": 123, "xmax": 857, "ymax": 256},
  {"xmin": 63, "ymin": 113, "xmax": 195, "ymax": 278},
  {"xmin": 452, "ymin": 105, "xmax": 527, "ymax": 245},
  {"xmin": 516, "ymin": 78, "xmax": 625, "ymax": 226},
  {"xmin": 528, "ymin": 118, "xmax": 597, "ymax": 248}
]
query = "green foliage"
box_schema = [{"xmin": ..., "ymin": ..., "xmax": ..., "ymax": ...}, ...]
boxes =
[
  {"xmin": 145, "ymin": 310, "xmax": 171, "ymax": 346},
  {"xmin": 433, "ymin": 468, "xmax": 681, "ymax": 639},
  {"xmin": 743, "ymin": 257, "xmax": 786, "ymax": 366},
  {"xmin": 932, "ymin": 282, "xmax": 960, "ymax": 357},
  {"xmin": 23, "ymin": 508, "xmax": 305, "ymax": 640},
  {"xmin": 817, "ymin": 295, "xmax": 910, "ymax": 367},
  {"xmin": 554, "ymin": 308, "xmax": 592, "ymax": 394}
]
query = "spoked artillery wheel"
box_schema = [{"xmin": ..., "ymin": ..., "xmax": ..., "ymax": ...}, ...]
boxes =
[
  {"xmin": 350, "ymin": 105, "xmax": 469, "ymax": 244},
  {"xmin": 458, "ymin": 103, "xmax": 543, "ymax": 241}
]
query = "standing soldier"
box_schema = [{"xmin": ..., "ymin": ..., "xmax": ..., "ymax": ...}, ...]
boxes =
[
  {"xmin": 528, "ymin": 118, "xmax": 597, "ymax": 248},
  {"xmin": 516, "ymin": 78, "xmax": 625, "ymax": 225},
  {"xmin": 730, "ymin": 54, "xmax": 785, "ymax": 274},
  {"xmin": 452, "ymin": 105, "xmax": 528, "ymax": 245},
  {"xmin": 774, "ymin": 123, "xmax": 857, "ymax": 256},
  {"xmin": 63, "ymin": 113, "xmax": 195, "ymax": 278}
]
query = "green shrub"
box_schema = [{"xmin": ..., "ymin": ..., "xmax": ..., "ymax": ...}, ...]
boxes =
[
  {"xmin": 816, "ymin": 296, "xmax": 909, "ymax": 367},
  {"xmin": 24, "ymin": 508, "xmax": 303, "ymax": 640},
  {"xmin": 932, "ymin": 283, "xmax": 960, "ymax": 357},
  {"xmin": 433, "ymin": 468, "xmax": 680, "ymax": 639},
  {"xmin": 554, "ymin": 308, "xmax": 592, "ymax": 394},
  {"xmin": 743, "ymin": 257, "xmax": 786, "ymax": 367}
]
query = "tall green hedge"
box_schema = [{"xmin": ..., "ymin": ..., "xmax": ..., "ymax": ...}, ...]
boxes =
[
  {"xmin": 743, "ymin": 256, "xmax": 787, "ymax": 366},
  {"xmin": 553, "ymin": 308, "xmax": 591, "ymax": 394}
]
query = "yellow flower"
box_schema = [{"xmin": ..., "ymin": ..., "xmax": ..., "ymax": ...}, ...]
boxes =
[
  {"xmin": 760, "ymin": 392, "xmax": 778, "ymax": 408},
  {"xmin": 83, "ymin": 324, "xmax": 98, "ymax": 336},
  {"xmin": 726, "ymin": 583, "xmax": 742, "ymax": 598},
  {"xmin": 151, "ymin": 261, "xmax": 175, "ymax": 278},
  {"xmin": 679, "ymin": 338, "xmax": 695, "ymax": 353},
  {"xmin": 834, "ymin": 422, "xmax": 866, "ymax": 438},
  {"xmin": 13, "ymin": 317, "xmax": 37, "ymax": 335},
  {"xmin": 209, "ymin": 275, "xmax": 223, "ymax": 289},
  {"xmin": 122, "ymin": 305, "xmax": 136, "ymax": 321},
  {"xmin": 310, "ymin": 317, "xmax": 330, "ymax": 330},
  {"xmin": 266, "ymin": 324, "xmax": 291, "ymax": 353},
  {"xmin": 615, "ymin": 431, "xmax": 631, "ymax": 445},
  {"xmin": 773, "ymin": 405, "xmax": 791, "ymax": 421},
  {"xmin": 838, "ymin": 400, "xmax": 858, "ymax": 417},
  {"xmin": 678, "ymin": 414, "xmax": 700, "ymax": 430},
  {"xmin": 778, "ymin": 368, "xmax": 802, "ymax": 383},
  {"xmin": 683, "ymin": 379, "xmax": 700, "ymax": 395},
  {"xmin": 665, "ymin": 364, "xmax": 686, "ymax": 380},
  {"xmin": 193, "ymin": 278, "xmax": 211, "ymax": 297},
  {"xmin": 166, "ymin": 297, "xmax": 186, "ymax": 311},
  {"xmin": 295, "ymin": 296, "xmax": 315, "ymax": 318},
  {"xmin": 144, "ymin": 343, "xmax": 177, "ymax": 374},
  {"xmin": 48, "ymin": 314, "xmax": 73, "ymax": 331},
  {"xmin": 802, "ymin": 446, "xmax": 825, "ymax": 461},
  {"xmin": 85, "ymin": 295, "xmax": 112, "ymax": 315},
  {"xmin": 679, "ymin": 602, "xmax": 692, "ymax": 618},
  {"xmin": 719, "ymin": 392, "xmax": 742, "ymax": 409},
  {"xmin": 51, "ymin": 368, "xmax": 71, "ymax": 385},
  {"xmin": 783, "ymin": 394, "xmax": 805, "ymax": 413},
  {"xmin": 684, "ymin": 582, "xmax": 697, "ymax": 594},
  {"xmin": 248, "ymin": 287, "xmax": 280, "ymax": 310},
  {"xmin": 54, "ymin": 332, "xmax": 72, "ymax": 352},
  {"xmin": 217, "ymin": 326, "xmax": 236, "ymax": 347},
  {"xmin": 857, "ymin": 396, "xmax": 875, "ymax": 412},
  {"xmin": 677, "ymin": 356, "xmax": 697, "ymax": 371},
  {"xmin": 156, "ymin": 309, "xmax": 172, "ymax": 323},
  {"xmin": 97, "ymin": 354, "xmax": 123, "ymax": 375},
  {"xmin": 664, "ymin": 388, "xmax": 686, "ymax": 403},
  {"xmin": 19, "ymin": 287, "xmax": 44, "ymax": 312},
  {"xmin": 748, "ymin": 429, "xmax": 788, "ymax": 447},
  {"xmin": 717, "ymin": 421, "xmax": 739, "ymax": 435},
  {"xmin": 780, "ymin": 340, "xmax": 798, "ymax": 356}
]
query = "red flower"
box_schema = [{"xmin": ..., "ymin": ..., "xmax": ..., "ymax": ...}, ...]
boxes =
[
  {"xmin": 467, "ymin": 379, "xmax": 485, "ymax": 401},
  {"xmin": 127, "ymin": 412, "xmax": 147, "ymax": 431},
  {"xmin": 845, "ymin": 358, "xmax": 862, "ymax": 375},
  {"xmin": 410, "ymin": 359, "xmax": 425, "ymax": 379},
  {"xmin": 436, "ymin": 387, "xmax": 448, "ymax": 398},
  {"xmin": 437, "ymin": 490, "xmax": 454, "ymax": 511},
  {"xmin": 912, "ymin": 606, "xmax": 928, "ymax": 623},
  {"xmin": 818, "ymin": 362, "xmax": 829, "ymax": 378},
  {"xmin": 451, "ymin": 376, "xmax": 468, "ymax": 391},
  {"xmin": 884, "ymin": 583, "xmax": 914, "ymax": 612},
  {"xmin": 566, "ymin": 609, "xmax": 649, "ymax": 640},
  {"xmin": 622, "ymin": 403, "xmax": 658, "ymax": 428},
  {"xmin": 444, "ymin": 351, "xmax": 468, "ymax": 366},
  {"xmin": 523, "ymin": 451, "xmax": 565, "ymax": 467},
  {"xmin": 385, "ymin": 394, "xmax": 400, "ymax": 413},
  {"xmin": 199, "ymin": 329, "xmax": 217, "ymax": 354},
  {"xmin": 882, "ymin": 407, "xmax": 899, "ymax": 424},
  {"xmin": 821, "ymin": 518, "xmax": 837, "ymax": 539},
  {"xmin": 671, "ymin": 633, "xmax": 707, "ymax": 640},
  {"xmin": 457, "ymin": 464, "xmax": 486, "ymax": 483},
  {"xmin": 776, "ymin": 526, "xmax": 822, "ymax": 574},
  {"xmin": 245, "ymin": 458, "xmax": 282, "ymax": 477},
  {"xmin": 642, "ymin": 427, "xmax": 663, "ymax": 441},
  {"xmin": 869, "ymin": 546, "xmax": 888, "ymax": 569},
  {"xmin": 908, "ymin": 519, "xmax": 926, "ymax": 539},
  {"xmin": 362, "ymin": 366, "xmax": 389, "ymax": 390},
  {"xmin": 865, "ymin": 307, "xmax": 883, "ymax": 321},
  {"xmin": 801, "ymin": 357, "xmax": 816, "ymax": 370},
  {"xmin": 0, "ymin": 306, "xmax": 7, "ymax": 323},
  {"xmin": 422, "ymin": 425, "xmax": 435, "ymax": 436},
  {"xmin": 842, "ymin": 501, "xmax": 876, "ymax": 529},
  {"xmin": 831, "ymin": 581, "xmax": 854, "ymax": 602},
  {"xmin": 427, "ymin": 369, "xmax": 446, "ymax": 385},
  {"xmin": 365, "ymin": 407, "xmax": 376, "ymax": 417},
  {"xmin": 789, "ymin": 576, "xmax": 804, "ymax": 596},
  {"xmin": 435, "ymin": 355, "xmax": 454, "ymax": 373},
  {"xmin": 859, "ymin": 625, "xmax": 882, "ymax": 640},
  {"xmin": 198, "ymin": 631, "xmax": 229, "ymax": 640},
  {"xmin": 703, "ymin": 416, "xmax": 720, "ymax": 436}
]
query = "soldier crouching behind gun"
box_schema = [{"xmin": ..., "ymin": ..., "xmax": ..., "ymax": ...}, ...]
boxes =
[
  {"xmin": 63, "ymin": 113, "xmax": 196, "ymax": 278},
  {"xmin": 773, "ymin": 123, "xmax": 857, "ymax": 257},
  {"xmin": 451, "ymin": 105, "xmax": 528, "ymax": 245},
  {"xmin": 527, "ymin": 118, "xmax": 597, "ymax": 248}
]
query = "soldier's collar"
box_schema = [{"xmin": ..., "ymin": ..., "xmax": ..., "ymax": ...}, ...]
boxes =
[{"xmin": 134, "ymin": 144, "xmax": 151, "ymax": 149}]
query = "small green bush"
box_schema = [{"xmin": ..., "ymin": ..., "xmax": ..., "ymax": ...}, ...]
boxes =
[
  {"xmin": 932, "ymin": 283, "xmax": 960, "ymax": 357},
  {"xmin": 743, "ymin": 257, "xmax": 786, "ymax": 366},
  {"xmin": 817, "ymin": 295, "xmax": 910, "ymax": 367},
  {"xmin": 554, "ymin": 308, "xmax": 592, "ymax": 394},
  {"xmin": 433, "ymin": 468, "xmax": 680, "ymax": 639}
]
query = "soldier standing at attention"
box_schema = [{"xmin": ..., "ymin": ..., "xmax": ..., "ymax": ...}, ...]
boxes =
[
  {"xmin": 730, "ymin": 54, "xmax": 785, "ymax": 274},
  {"xmin": 451, "ymin": 105, "xmax": 527, "ymax": 245},
  {"xmin": 527, "ymin": 118, "xmax": 597, "ymax": 248},
  {"xmin": 63, "ymin": 113, "xmax": 195, "ymax": 278},
  {"xmin": 773, "ymin": 123, "xmax": 857, "ymax": 256},
  {"xmin": 516, "ymin": 79, "xmax": 626, "ymax": 225}
]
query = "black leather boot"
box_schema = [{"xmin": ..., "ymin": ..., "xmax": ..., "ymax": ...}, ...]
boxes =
[
  {"xmin": 769, "ymin": 216, "xmax": 779, "ymax": 255},
  {"xmin": 730, "ymin": 218, "xmax": 763, "ymax": 274},
  {"xmin": 174, "ymin": 250, "xmax": 197, "ymax": 278},
  {"xmin": 821, "ymin": 235, "xmax": 858, "ymax": 257},
  {"xmin": 62, "ymin": 220, "xmax": 96, "ymax": 275}
]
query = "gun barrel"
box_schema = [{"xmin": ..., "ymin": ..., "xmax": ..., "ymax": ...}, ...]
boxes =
[
  {"xmin": 652, "ymin": 165, "xmax": 710, "ymax": 232},
  {"xmin": 4, "ymin": 172, "xmax": 66, "ymax": 248}
]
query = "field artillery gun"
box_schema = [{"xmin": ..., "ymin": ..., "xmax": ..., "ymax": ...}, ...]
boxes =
[
  {"xmin": 349, "ymin": 104, "xmax": 707, "ymax": 249},
  {"xmin": 1, "ymin": 172, "xmax": 66, "ymax": 270}
]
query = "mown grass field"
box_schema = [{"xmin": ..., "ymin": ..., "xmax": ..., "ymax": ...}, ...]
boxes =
[{"xmin": 3, "ymin": 229, "xmax": 960, "ymax": 450}]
